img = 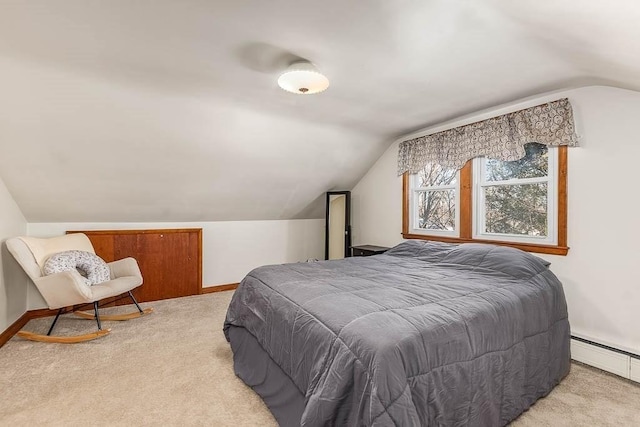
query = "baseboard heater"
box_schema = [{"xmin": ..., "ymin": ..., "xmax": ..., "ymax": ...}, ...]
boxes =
[{"xmin": 571, "ymin": 335, "xmax": 640, "ymax": 383}]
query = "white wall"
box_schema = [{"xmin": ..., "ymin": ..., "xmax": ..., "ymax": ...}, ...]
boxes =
[
  {"xmin": 0, "ymin": 176, "xmax": 28, "ymax": 333},
  {"xmin": 27, "ymin": 219, "xmax": 324, "ymax": 309},
  {"xmin": 352, "ymin": 86, "xmax": 640, "ymax": 355}
]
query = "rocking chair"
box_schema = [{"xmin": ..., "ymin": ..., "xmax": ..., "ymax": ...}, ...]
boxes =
[{"xmin": 6, "ymin": 233, "xmax": 153, "ymax": 343}]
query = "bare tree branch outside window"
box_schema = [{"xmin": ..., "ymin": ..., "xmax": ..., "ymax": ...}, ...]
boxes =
[{"xmin": 417, "ymin": 164, "xmax": 457, "ymax": 231}]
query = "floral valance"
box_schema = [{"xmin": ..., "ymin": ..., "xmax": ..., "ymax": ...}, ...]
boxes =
[{"xmin": 397, "ymin": 98, "xmax": 579, "ymax": 175}]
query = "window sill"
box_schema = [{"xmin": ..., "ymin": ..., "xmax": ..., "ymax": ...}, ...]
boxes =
[{"xmin": 401, "ymin": 233, "xmax": 569, "ymax": 256}]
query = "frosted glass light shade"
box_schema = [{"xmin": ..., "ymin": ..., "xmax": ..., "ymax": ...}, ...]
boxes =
[{"xmin": 277, "ymin": 61, "xmax": 329, "ymax": 94}]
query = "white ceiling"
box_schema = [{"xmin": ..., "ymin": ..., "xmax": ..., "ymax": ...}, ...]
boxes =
[{"xmin": 1, "ymin": 0, "xmax": 639, "ymax": 222}]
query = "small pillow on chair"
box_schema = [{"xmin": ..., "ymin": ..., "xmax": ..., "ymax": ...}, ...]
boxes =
[{"xmin": 43, "ymin": 250, "xmax": 111, "ymax": 286}]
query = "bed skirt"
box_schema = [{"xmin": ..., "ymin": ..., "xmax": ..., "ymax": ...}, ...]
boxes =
[{"xmin": 228, "ymin": 325, "xmax": 305, "ymax": 426}]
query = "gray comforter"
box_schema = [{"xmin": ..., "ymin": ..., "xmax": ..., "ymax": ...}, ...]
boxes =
[{"xmin": 224, "ymin": 240, "xmax": 570, "ymax": 426}]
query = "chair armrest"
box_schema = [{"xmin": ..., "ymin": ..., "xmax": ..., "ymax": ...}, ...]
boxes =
[
  {"xmin": 33, "ymin": 271, "xmax": 93, "ymax": 309},
  {"xmin": 108, "ymin": 257, "xmax": 143, "ymax": 281}
]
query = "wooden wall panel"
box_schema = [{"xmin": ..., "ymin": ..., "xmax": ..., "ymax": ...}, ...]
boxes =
[
  {"xmin": 68, "ymin": 229, "xmax": 202, "ymax": 303},
  {"xmin": 87, "ymin": 235, "xmax": 115, "ymax": 262}
]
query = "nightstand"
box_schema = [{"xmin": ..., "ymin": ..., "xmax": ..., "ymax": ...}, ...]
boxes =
[{"xmin": 351, "ymin": 245, "xmax": 390, "ymax": 257}]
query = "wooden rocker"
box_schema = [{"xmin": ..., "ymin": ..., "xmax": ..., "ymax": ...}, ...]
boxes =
[{"xmin": 6, "ymin": 234, "xmax": 153, "ymax": 344}]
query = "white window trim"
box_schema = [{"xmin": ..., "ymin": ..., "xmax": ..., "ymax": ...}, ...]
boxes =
[
  {"xmin": 409, "ymin": 172, "xmax": 460, "ymax": 238},
  {"xmin": 472, "ymin": 148, "xmax": 558, "ymax": 246}
]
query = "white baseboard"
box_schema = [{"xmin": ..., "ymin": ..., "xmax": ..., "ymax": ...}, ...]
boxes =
[
  {"xmin": 571, "ymin": 338, "xmax": 638, "ymax": 382},
  {"xmin": 630, "ymin": 358, "xmax": 640, "ymax": 383}
]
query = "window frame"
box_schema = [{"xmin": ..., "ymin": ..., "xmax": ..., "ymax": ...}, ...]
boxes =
[
  {"xmin": 472, "ymin": 146, "xmax": 557, "ymax": 246},
  {"xmin": 409, "ymin": 170, "xmax": 460, "ymax": 238},
  {"xmin": 402, "ymin": 146, "xmax": 568, "ymax": 255}
]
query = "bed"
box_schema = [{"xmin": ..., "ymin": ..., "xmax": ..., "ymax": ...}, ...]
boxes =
[{"xmin": 223, "ymin": 240, "xmax": 570, "ymax": 426}]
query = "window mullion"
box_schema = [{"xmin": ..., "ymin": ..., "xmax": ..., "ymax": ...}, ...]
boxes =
[
  {"xmin": 480, "ymin": 176, "xmax": 549, "ymax": 187},
  {"xmin": 459, "ymin": 161, "xmax": 472, "ymax": 239},
  {"xmin": 414, "ymin": 185, "xmax": 457, "ymax": 191}
]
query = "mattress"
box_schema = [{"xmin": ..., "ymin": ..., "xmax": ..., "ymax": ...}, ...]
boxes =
[{"xmin": 224, "ymin": 240, "xmax": 571, "ymax": 426}]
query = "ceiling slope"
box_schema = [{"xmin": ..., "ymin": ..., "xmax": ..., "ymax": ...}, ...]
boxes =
[{"xmin": 0, "ymin": 0, "xmax": 639, "ymax": 221}]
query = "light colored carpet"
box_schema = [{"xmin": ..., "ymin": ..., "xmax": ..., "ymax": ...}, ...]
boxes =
[{"xmin": 0, "ymin": 291, "xmax": 638, "ymax": 426}]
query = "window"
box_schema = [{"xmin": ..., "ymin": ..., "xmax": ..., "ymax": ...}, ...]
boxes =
[
  {"xmin": 474, "ymin": 143, "xmax": 557, "ymax": 245},
  {"xmin": 403, "ymin": 144, "xmax": 568, "ymax": 255},
  {"xmin": 410, "ymin": 164, "xmax": 459, "ymax": 237}
]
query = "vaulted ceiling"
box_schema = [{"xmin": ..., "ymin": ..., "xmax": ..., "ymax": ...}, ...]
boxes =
[{"xmin": 1, "ymin": 1, "xmax": 639, "ymax": 222}]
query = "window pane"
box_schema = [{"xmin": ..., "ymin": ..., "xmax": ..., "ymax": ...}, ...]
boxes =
[
  {"xmin": 416, "ymin": 190, "xmax": 456, "ymax": 231},
  {"xmin": 418, "ymin": 163, "xmax": 457, "ymax": 187},
  {"xmin": 484, "ymin": 183, "xmax": 547, "ymax": 236},
  {"xmin": 485, "ymin": 143, "xmax": 548, "ymax": 181}
]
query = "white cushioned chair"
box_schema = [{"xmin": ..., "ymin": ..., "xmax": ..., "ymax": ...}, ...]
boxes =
[{"xmin": 7, "ymin": 233, "xmax": 153, "ymax": 343}]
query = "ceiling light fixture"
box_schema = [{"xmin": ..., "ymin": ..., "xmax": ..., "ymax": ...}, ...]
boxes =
[{"xmin": 277, "ymin": 61, "xmax": 329, "ymax": 95}]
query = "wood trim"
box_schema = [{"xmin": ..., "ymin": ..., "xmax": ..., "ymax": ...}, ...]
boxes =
[
  {"xmin": 557, "ymin": 146, "xmax": 568, "ymax": 248},
  {"xmin": 401, "ymin": 233, "xmax": 569, "ymax": 255},
  {"xmin": 402, "ymin": 173, "xmax": 410, "ymax": 235},
  {"xmin": 74, "ymin": 307, "xmax": 153, "ymax": 321},
  {"xmin": 66, "ymin": 228, "xmax": 202, "ymax": 235},
  {"xmin": 458, "ymin": 161, "xmax": 472, "ymax": 239},
  {"xmin": 0, "ymin": 312, "xmax": 31, "ymax": 348},
  {"xmin": 200, "ymin": 283, "xmax": 239, "ymax": 293},
  {"xmin": 197, "ymin": 229, "xmax": 204, "ymax": 291},
  {"xmin": 29, "ymin": 307, "xmax": 63, "ymax": 319},
  {"xmin": 402, "ymin": 150, "xmax": 570, "ymax": 256}
]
